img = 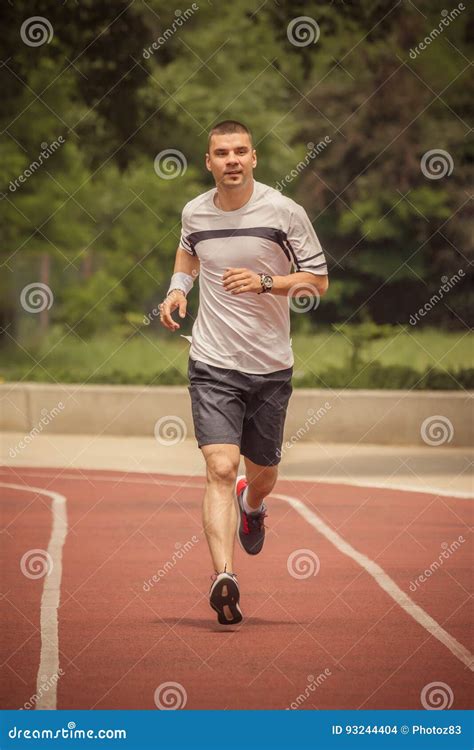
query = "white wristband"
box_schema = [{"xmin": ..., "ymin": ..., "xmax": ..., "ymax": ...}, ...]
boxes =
[{"xmin": 167, "ymin": 272, "xmax": 194, "ymax": 297}]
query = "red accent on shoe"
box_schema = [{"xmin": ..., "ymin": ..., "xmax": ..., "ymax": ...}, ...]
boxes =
[
  {"xmin": 236, "ymin": 477, "xmax": 248, "ymax": 497},
  {"xmin": 241, "ymin": 507, "xmax": 267, "ymax": 536}
]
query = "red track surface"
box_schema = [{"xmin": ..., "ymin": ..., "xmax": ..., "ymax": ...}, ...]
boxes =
[{"xmin": 1, "ymin": 466, "xmax": 472, "ymax": 710}]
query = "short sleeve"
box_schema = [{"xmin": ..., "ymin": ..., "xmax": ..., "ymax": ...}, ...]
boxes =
[
  {"xmin": 286, "ymin": 203, "xmax": 328, "ymax": 275},
  {"xmin": 179, "ymin": 206, "xmax": 195, "ymax": 256}
]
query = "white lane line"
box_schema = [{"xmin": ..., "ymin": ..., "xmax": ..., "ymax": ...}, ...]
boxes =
[
  {"xmin": 2, "ymin": 472, "xmax": 471, "ymax": 673},
  {"xmin": 272, "ymin": 491, "xmax": 474, "ymax": 672},
  {"xmin": 0, "ymin": 468, "xmax": 471, "ymax": 498},
  {"xmin": 278, "ymin": 476, "xmax": 473, "ymax": 500},
  {"xmin": 1, "ymin": 482, "xmax": 68, "ymax": 709}
]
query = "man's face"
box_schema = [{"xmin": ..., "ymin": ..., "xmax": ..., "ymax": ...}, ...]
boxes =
[{"xmin": 206, "ymin": 132, "xmax": 257, "ymax": 189}]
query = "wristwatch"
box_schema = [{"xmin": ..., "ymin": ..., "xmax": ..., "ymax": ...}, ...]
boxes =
[{"xmin": 258, "ymin": 273, "xmax": 273, "ymax": 294}]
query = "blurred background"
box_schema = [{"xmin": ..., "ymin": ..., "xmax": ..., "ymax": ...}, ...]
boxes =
[{"xmin": 1, "ymin": 0, "xmax": 472, "ymax": 389}]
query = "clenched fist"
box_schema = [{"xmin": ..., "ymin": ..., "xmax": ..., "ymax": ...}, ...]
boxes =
[{"xmin": 222, "ymin": 267, "xmax": 261, "ymax": 294}]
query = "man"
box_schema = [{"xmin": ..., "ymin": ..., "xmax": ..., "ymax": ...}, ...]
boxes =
[{"xmin": 159, "ymin": 120, "xmax": 328, "ymax": 625}]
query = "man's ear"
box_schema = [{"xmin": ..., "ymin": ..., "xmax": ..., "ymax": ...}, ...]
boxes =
[
  {"xmin": 252, "ymin": 149, "xmax": 257, "ymax": 168},
  {"xmin": 205, "ymin": 153, "xmax": 211, "ymax": 171}
]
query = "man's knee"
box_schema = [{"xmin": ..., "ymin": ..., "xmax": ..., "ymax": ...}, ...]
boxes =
[{"xmin": 205, "ymin": 450, "xmax": 239, "ymax": 485}]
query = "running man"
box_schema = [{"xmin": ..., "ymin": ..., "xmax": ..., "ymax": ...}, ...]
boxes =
[{"xmin": 159, "ymin": 120, "xmax": 328, "ymax": 625}]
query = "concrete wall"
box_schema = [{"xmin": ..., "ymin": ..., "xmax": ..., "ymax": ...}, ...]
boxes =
[{"xmin": 1, "ymin": 382, "xmax": 472, "ymax": 446}]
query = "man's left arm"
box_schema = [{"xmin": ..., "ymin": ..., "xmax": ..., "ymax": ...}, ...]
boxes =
[
  {"xmin": 271, "ymin": 271, "xmax": 328, "ymax": 297},
  {"xmin": 222, "ymin": 269, "xmax": 328, "ymax": 296}
]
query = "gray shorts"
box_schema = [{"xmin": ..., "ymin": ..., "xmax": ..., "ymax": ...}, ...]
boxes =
[{"xmin": 187, "ymin": 358, "xmax": 293, "ymax": 466}]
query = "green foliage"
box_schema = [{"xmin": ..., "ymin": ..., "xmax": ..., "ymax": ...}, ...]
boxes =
[
  {"xmin": 2, "ymin": 328, "xmax": 472, "ymax": 389},
  {"xmin": 292, "ymin": 363, "xmax": 474, "ymax": 390},
  {"xmin": 4, "ymin": 358, "xmax": 471, "ymax": 390},
  {"xmin": 332, "ymin": 320, "xmax": 397, "ymax": 370},
  {"xmin": 1, "ymin": 0, "xmax": 472, "ymax": 365},
  {"xmin": 2, "ymin": 366, "xmax": 188, "ymax": 386},
  {"xmin": 54, "ymin": 270, "xmax": 127, "ymax": 337}
]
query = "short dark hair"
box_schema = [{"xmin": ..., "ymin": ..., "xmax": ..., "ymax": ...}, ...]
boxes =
[{"xmin": 207, "ymin": 120, "xmax": 253, "ymax": 150}]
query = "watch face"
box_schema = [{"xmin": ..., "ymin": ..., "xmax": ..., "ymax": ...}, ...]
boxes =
[{"xmin": 263, "ymin": 275, "xmax": 273, "ymax": 289}]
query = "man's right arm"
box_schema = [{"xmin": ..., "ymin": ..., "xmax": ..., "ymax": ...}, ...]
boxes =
[{"xmin": 160, "ymin": 247, "xmax": 200, "ymax": 332}]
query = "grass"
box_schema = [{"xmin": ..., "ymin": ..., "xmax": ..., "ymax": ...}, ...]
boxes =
[
  {"xmin": 1, "ymin": 325, "xmax": 472, "ymax": 386},
  {"xmin": 292, "ymin": 327, "xmax": 473, "ymax": 375}
]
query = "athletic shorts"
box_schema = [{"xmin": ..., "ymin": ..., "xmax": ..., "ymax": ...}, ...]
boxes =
[{"xmin": 187, "ymin": 358, "xmax": 293, "ymax": 466}]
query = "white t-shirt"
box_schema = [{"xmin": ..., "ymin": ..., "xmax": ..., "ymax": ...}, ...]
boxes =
[{"xmin": 179, "ymin": 180, "xmax": 328, "ymax": 374}]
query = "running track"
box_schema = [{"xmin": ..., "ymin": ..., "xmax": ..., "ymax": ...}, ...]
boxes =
[{"xmin": 1, "ymin": 466, "xmax": 472, "ymax": 710}]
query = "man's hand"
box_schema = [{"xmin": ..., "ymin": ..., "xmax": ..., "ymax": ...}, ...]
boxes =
[
  {"xmin": 159, "ymin": 290, "xmax": 187, "ymax": 331},
  {"xmin": 222, "ymin": 268, "xmax": 261, "ymax": 294}
]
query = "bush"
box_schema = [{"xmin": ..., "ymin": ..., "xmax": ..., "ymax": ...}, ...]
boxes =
[
  {"xmin": 292, "ymin": 362, "xmax": 474, "ymax": 390},
  {"xmin": 54, "ymin": 270, "xmax": 127, "ymax": 338},
  {"xmin": 1, "ymin": 366, "xmax": 188, "ymax": 386}
]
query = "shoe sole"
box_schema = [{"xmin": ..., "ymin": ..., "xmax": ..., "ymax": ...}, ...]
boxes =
[
  {"xmin": 209, "ymin": 576, "xmax": 243, "ymax": 625},
  {"xmin": 234, "ymin": 474, "xmax": 264, "ymax": 556}
]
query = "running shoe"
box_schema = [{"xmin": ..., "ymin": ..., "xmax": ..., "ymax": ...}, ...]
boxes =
[
  {"xmin": 209, "ymin": 571, "xmax": 243, "ymax": 625},
  {"xmin": 235, "ymin": 475, "xmax": 267, "ymax": 555}
]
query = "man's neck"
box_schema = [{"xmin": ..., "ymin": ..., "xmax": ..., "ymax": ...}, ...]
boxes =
[{"xmin": 214, "ymin": 179, "xmax": 254, "ymax": 212}]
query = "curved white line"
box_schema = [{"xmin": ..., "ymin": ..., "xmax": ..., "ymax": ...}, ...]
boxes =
[
  {"xmin": 280, "ymin": 476, "xmax": 473, "ymax": 500},
  {"xmin": 2, "ymin": 472, "xmax": 471, "ymax": 674},
  {"xmin": 273, "ymin": 492, "xmax": 474, "ymax": 672},
  {"xmin": 0, "ymin": 482, "xmax": 68, "ymax": 709},
  {"xmin": 1, "ymin": 468, "xmax": 470, "ymax": 498}
]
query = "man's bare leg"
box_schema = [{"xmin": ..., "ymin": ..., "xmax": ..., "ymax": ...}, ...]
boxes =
[
  {"xmin": 243, "ymin": 455, "xmax": 278, "ymax": 511},
  {"xmin": 233, "ymin": 456, "xmax": 278, "ymax": 556},
  {"xmin": 201, "ymin": 443, "xmax": 240, "ymax": 573}
]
